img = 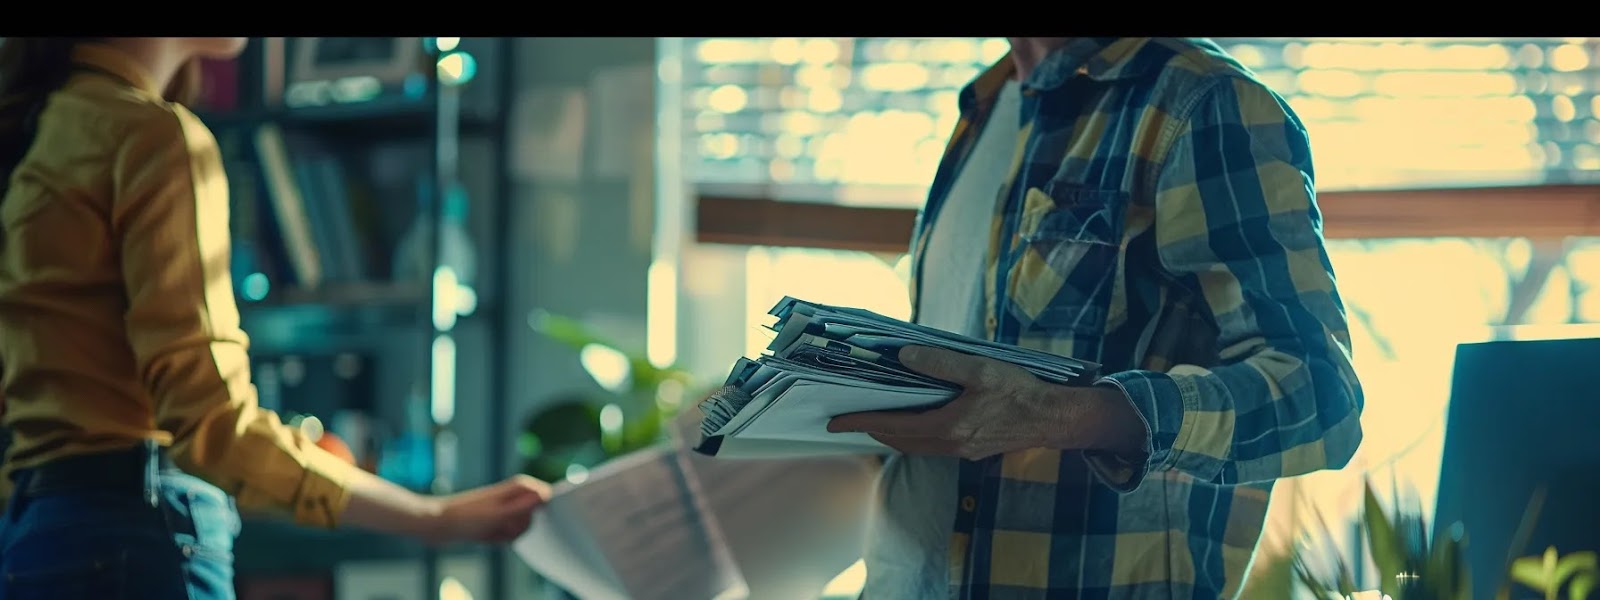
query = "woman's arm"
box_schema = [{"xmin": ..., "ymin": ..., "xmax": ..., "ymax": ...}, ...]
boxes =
[
  {"xmin": 110, "ymin": 101, "xmax": 545, "ymax": 539},
  {"xmin": 343, "ymin": 471, "xmax": 548, "ymax": 544}
]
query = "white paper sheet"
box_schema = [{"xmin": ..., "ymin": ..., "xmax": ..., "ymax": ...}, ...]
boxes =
[
  {"xmin": 670, "ymin": 410, "xmax": 879, "ymax": 599},
  {"xmin": 514, "ymin": 410, "xmax": 881, "ymax": 600},
  {"xmin": 513, "ymin": 498, "xmax": 625, "ymax": 600},
  {"xmin": 735, "ymin": 380, "xmax": 952, "ymax": 445},
  {"xmin": 512, "ymin": 447, "xmax": 746, "ymax": 600}
]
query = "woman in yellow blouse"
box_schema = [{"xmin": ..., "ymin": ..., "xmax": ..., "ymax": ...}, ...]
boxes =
[{"xmin": 0, "ymin": 38, "xmax": 549, "ymax": 598}]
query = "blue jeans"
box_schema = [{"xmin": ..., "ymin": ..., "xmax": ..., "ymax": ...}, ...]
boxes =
[{"xmin": 0, "ymin": 443, "xmax": 240, "ymax": 599}]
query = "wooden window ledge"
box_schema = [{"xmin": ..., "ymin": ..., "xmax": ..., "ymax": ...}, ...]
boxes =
[{"xmin": 696, "ymin": 185, "xmax": 1600, "ymax": 252}]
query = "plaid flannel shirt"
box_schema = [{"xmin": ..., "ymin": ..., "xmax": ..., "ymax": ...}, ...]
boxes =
[{"xmin": 904, "ymin": 38, "xmax": 1365, "ymax": 599}]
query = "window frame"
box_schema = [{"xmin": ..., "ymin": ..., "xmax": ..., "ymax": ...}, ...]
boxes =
[{"xmin": 696, "ymin": 184, "xmax": 1600, "ymax": 251}]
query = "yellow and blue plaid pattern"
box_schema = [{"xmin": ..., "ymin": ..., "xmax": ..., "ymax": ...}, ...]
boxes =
[{"xmin": 905, "ymin": 38, "xmax": 1364, "ymax": 599}]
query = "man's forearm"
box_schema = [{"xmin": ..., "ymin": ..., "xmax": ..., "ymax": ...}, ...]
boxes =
[
  {"xmin": 1032, "ymin": 382, "xmax": 1149, "ymax": 456},
  {"xmin": 1106, "ymin": 355, "xmax": 1364, "ymax": 485}
]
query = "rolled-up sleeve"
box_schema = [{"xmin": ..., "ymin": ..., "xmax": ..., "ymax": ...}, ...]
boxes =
[
  {"xmin": 111, "ymin": 106, "xmax": 359, "ymax": 527},
  {"xmin": 1090, "ymin": 75, "xmax": 1364, "ymax": 491}
]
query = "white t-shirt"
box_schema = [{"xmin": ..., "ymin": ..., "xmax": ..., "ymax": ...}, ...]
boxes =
[{"xmin": 862, "ymin": 78, "xmax": 1024, "ymax": 597}]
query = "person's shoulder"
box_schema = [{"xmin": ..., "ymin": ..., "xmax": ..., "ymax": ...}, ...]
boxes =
[
  {"xmin": 1118, "ymin": 38, "xmax": 1286, "ymax": 113},
  {"xmin": 51, "ymin": 76, "xmax": 211, "ymax": 152},
  {"xmin": 1137, "ymin": 38, "xmax": 1255, "ymax": 78}
]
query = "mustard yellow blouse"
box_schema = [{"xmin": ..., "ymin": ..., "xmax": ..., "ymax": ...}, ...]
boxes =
[{"xmin": 0, "ymin": 43, "xmax": 357, "ymax": 527}]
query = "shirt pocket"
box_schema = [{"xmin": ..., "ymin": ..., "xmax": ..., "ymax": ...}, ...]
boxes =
[{"xmin": 1006, "ymin": 182, "xmax": 1128, "ymax": 335}]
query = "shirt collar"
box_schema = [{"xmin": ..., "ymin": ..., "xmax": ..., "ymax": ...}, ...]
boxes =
[
  {"xmin": 70, "ymin": 43, "xmax": 162, "ymax": 97},
  {"xmin": 958, "ymin": 37, "xmax": 1162, "ymax": 112}
]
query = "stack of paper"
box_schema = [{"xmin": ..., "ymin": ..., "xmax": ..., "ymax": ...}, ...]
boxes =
[{"xmin": 695, "ymin": 297, "xmax": 1101, "ymax": 458}]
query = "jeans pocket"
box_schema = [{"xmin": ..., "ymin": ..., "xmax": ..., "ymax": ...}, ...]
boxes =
[
  {"xmin": 159, "ymin": 473, "xmax": 239, "ymax": 562},
  {"xmin": 3, "ymin": 553, "xmax": 125, "ymax": 600}
]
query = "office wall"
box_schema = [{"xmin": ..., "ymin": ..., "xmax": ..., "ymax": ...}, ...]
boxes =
[{"xmin": 499, "ymin": 36, "xmax": 658, "ymax": 599}]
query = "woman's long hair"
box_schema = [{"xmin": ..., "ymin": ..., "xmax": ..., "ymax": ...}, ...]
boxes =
[
  {"xmin": 0, "ymin": 38, "xmax": 76, "ymax": 428},
  {"xmin": 0, "ymin": 37, "xmax": 87, "ymax": 420},
  {"xmin": 0, "ymin": 38, "xmax": 202, "ymax": 199},
  {"xmin": 0, "ymin": 38, "xmax": 88, "ymax": 190}
]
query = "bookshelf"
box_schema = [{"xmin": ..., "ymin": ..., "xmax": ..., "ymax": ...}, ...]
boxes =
[{"xmin": 196, "ymin": 37, "xmax": 514, "ymax": 600}]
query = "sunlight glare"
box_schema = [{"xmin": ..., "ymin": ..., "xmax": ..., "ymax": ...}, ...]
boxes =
[{"xmin": 821, "ymin": 559, "xmax": 868, "ymax": 598}]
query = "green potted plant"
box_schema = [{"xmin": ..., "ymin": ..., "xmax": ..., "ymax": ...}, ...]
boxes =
[
  {"xmin": 1287, "ymin": 480, "xmax": 1596, "ymax": 600},
  {"xmin": 518, "ymin": 310, "xmax": 695, "ymax": 482},
  {"xmin": 1291, "ymin": 479, "xmax": 1468, "ymax": 600}
]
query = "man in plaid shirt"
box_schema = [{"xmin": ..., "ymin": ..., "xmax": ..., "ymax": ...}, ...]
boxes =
[{"xmin": 829, "ymin": 37, "xmax": 1364, "ymax": 599}]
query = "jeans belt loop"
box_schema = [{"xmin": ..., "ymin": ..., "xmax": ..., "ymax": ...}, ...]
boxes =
[{"xmin": 143, "ymin": 439, "xmax": 161, "ymax": 507}]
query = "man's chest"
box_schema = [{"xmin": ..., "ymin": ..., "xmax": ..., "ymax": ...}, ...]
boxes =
[{"xmin": 913, "ymin": 90, "xmax": 1173, "ymax": 359}]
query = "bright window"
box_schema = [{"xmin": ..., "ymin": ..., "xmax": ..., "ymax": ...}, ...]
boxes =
[
  {"xmin": 741, "ymin": 248, "xmax": 910, "ymax": 358},
  {"xmin": 1310, "ymin": 237, "xmax": 1600, "ymax": 521},
  {"xmin": 680, "ymin": 37, "xmax": 1600, "ymax": 204}
]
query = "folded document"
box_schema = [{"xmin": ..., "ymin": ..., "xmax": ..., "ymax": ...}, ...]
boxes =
[
  {"xmin": 512, "ymin": 410, "xmax": 879, "ymax": 599},
  {"xmin": 512, "ymin": 445, "xmax": 745, "ymax": 600},
  {"xmin": 695, "ymin": 297, "xmax": 1101, "ymax": 458}
]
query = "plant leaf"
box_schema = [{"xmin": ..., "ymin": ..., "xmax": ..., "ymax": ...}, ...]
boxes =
[
  {"xmin": 1432, "ymin": 522, "xmax": 1470, "ymax": 600},
  {"xmin": 1299, "ymin": 494, "xmax": 1358, "ymax": 595},
  {"xmin": 1291, "ymin": 556, "xmax": 1327, "ymax": 595},
  {"xmin": 1336, "ymin": 554, "xmax": 1358, "ymax": 596},
  {"xmin": 1364, "ymin": 479, "xmax": 1405, "ymax": 594},
  {"xmin": 1292, "ymin": 557, "xmax": 1347, "ymax": 600},
  {"xmin": 1511, "ymin": 552, "xmax": 1553, "ymax": 591},
  {"xmin": 529, "ymin": 310, "xmax": 611, "ymax": 351},
  {"xmin": 1554, "ymin": 551, "xmax": 1600, "ymax": 590},
  {"xmin": 1567, "ymin": 571, "xmax": 1596, "ymax": 600}
]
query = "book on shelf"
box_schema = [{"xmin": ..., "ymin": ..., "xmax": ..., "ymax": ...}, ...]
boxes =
[{"xmin": 215, "ymin": 122, "xmax": 431, "ymax": 302}]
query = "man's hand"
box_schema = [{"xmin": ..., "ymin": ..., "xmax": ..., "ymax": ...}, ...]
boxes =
[{"xmin": 826, "ymin": 346, "xmax": 1147, "ymax": 460}]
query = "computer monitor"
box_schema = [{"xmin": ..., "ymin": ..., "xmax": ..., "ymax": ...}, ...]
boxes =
[{"xmin": 1435, "ymin": 336, "xmax": 1600, "ymax": 599}]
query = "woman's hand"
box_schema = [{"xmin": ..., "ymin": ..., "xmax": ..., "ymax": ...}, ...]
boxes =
[
  {"xmin": 426, "ymin": 475, "xmax": 551, "ymax": 545},
  {"xmin": 341, "ymin": 471, "xmax": 551, "ymax": 545}
]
